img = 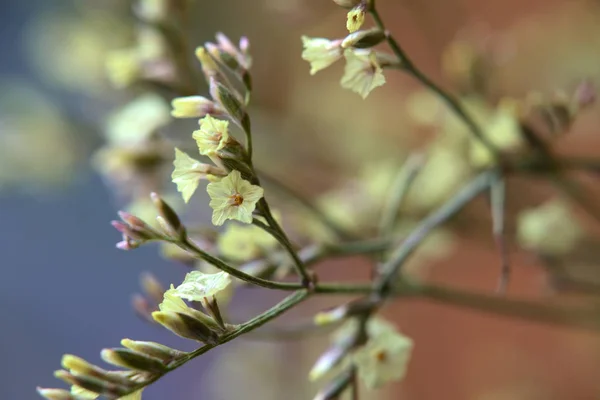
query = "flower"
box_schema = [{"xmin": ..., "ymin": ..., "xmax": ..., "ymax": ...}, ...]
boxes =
[
  {"xmin": 106, "ymin": 94, "xmax": 171, "ymax": 145},
  {"xmin": 193, "ymin": 115, "xmax": 230, "ymax": 156},
  {"xmin": 206, "ymin": 170, "xmax": 264, "ymax": 226},
  {"xmin": 172, "ymin": 148, "xmax": 224, "ymax": 203},
  {"xmin": 346, "ymin": 7, "xmax": 365, "ymax": 33},
  {"xmin": 340, "ymin": 49, "xmax": 386, "ymax": 99},
  {"xmin": 352, "ymin": 330, "xmax": 414, "ymax": 389},
  {"xmin": 301, "ymin": 36, "xmax": 343, "ymax": 75},
  {"xmin": 172, "ymin": 270, "xmax": 232, "ymax": 302},
  {"xmin": 171, "ymin": 96, "xmax": 222, "ymax": 119},
  {"xmin": 517, "ymin": 199, "xmax": 583, "ymax": 255},
  {"xmin": 158, "ymin": 284, "xmax": 219, "ymax": 326},
  {"xmin": 217, "ymin": 222, "xmax": 278, "ymax": 262}
]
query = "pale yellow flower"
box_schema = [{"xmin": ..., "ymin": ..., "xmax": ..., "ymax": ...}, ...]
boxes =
[
  {"xmin": 340, "ymin": 49, "xmax": 386, "ymax": 99},
  {"xmin": 157, "ymin": 284, "xmax": 219, "ymax": 326},
  {"xmin": 172, "ymin": 271, "xmax": 232, "ymax": 302},
  {"xmin": 352, "ymin": 330, "xmax": 413, "ymax": 389},
  {"xmin": 206, "ymin": 170, "xmax": 264, "ymax": 226},
  {"xmin": 193, "ymin": 115, "xmax": 230, "ymax": 156},
  {"xmin": 196, "ymin": 46, "xmax": 219, "ymax": 77},
  {"xmin": 346, "ymin": 7, "xmax": 365, "ymax": 33},
  {"xmin": 172, "ymin": 148, "xmax": 224, "ymax": 203},
  {"xmin": 217, "ymin": 222, "xmax": 278, "ymax": 262},
  {"xmin": 517, "ymin": 199, "xmax": 584, "ymax": 255},
  {"xmin": 106, "ymin": 94, "xmax": 171, "ymax": 145},
  {"xmin": 301, "ymin": 36, "xmax": 343, "ymax": 75},
  {"xmin": 171, "ymin": 96, "xmax": 220, "ymax": 119},
  {"xmin": 470, "ymin": 100, "xmax": 524, "ymax": 168}
]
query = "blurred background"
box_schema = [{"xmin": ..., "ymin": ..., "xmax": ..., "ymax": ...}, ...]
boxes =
[{"xmin": 2, "ymin": 0, "xmax": 600, "ymax": 399}]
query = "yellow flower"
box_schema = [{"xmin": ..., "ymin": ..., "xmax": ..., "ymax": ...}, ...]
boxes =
[
  {"xmin": 171, "ymin": 96, "xmax": 220, "ymax": 119},
  {"xmin": 172, "ymin": 270, "xmax": 232, "ymax": 302},
  {"xmin": 172, "ymin": 148, "xmax": 224, "ymax": 203},
  {"xmin": 193, "ymin": 115, "xmax": 230, "ymax": 156},
  {"xmin": 352, "ymin": 330, "xmax": 413, "ymax": 389},
  {"xmin": 470, "ymin": 100, "xmax": 524, "ymax": 168},
  {"xmin": 301, "ymin": 36, "xmax": 343, "ymax": 75},
  {"xmin": 340, "ymin": 49, "xmax": 386, "ymax": 99},
  {"xmin": 217, "ymin": 222, "xmax": 278, "ymax": 262},
  {"xmin": 206, "ymin": 170, "xmax": 264, "ymax": 226},
  {"xmin": 106, "ymin": 94, "xmax": 171, "ymax": 145},
  {"xmin": 195, "ymin": 46, "xmax": 219, "ymax": 77},
  {"xmin": 517, "ymin": 199, "xmax": 583, "ymax": 255},
  {"xmin": 346, "ymin": 7, "xmax": 365, "ymax": 33}
]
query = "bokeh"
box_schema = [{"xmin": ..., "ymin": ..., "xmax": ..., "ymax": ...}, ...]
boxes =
[{"xmin": 2, "ymin": 0, "xmax": 600, "ymax": 399}]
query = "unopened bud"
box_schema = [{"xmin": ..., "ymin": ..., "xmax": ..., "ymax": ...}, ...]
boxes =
[
  {"xmin": 53, "ymin": 370, "xmax": 125, "ymax": 398},
  {"xmin": 195, "ymin": 47, "xmax": 219, "ymax": 78},
  {"xmin": 313, "ymin": 368, "xmax": 353, "ymax": 400},
  {"xmin": 121, "ymin": 339, "xmax": 185, "ymax": 363},
  {"xmin": 140, "ymin": 273, "xmax": 165, "ymax": 305},
  {"xmin": 573, "ymin": 80, "xmax": 595, "ymax": 110},
  {"xmin": 209, "ymin": 77, "xmax": 245, "ymax": 123},
  {"xmin": 152, "ymin": 311, "xmax": 219, "ymax": 344},
  {"xmin": 314, "ymin": 301, "xmax": 372, "ymax": 326},
  {"xmin": 206, "ymin": 42, "xmax": 240, "ymax": 71},
  {"xmin": 100, "ymin": 348, "xmax": 167, "ymax": 374},
  {"xmin": 309, "ymin": 344, "xmax": 350, "ymax": 381},
  {"xmin": 61, "ymin": 355, "xmax": 134, "ymax": 388},
  {"xmin": 132, "ymin": 293, "xmax": 155, "ymax": 322},
  {"xmin": 150, "ymin": 192, "xmax": 185, "ymax": 239},
  {"xmin": 36, "ymin": 388, "xmax": 77, "ymax": 400},
  {"xmin": 342, "ymin": 28, "xmax": 385, "ymax": 49},
  {"xmin": 171, "ymin": 96, "xmax": 223, "ymax": 119}
]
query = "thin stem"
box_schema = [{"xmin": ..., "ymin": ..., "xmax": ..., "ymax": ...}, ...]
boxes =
[
  {"xmin": 369, "ymin": 8, "xmax": 498, "ymax": 157},
  {"xmin": 177, "ymin": 237, "xmax": 300, "ymax": 291},
  {"xmin": 257, "ymin": 199, "xmax": 314, "ymax": 286},
  {"xmin": 374, "ymin": 170, "xmax": 495, "ymax": 297},
  {"xmin": 256, "ymin": 168, "xmax": 353, "ymax": 241},
  {"xmin": 378, "ymin": 153, "xmax": 425, "ymax": 239},
  {"xmin": 490, "ymin": 173, "xmax": 509, "ymax": 293}
]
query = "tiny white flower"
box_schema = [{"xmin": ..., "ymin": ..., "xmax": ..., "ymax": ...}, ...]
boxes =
[
  {"xmin": 206, "ymin": 170, "xmax": 264, "ymax": 226},
  {"xmin": 301, "ymin": 36, "xmax": 343, "ymax": 75},
  {"xmin": 171, "ymin": 148, "xmax": 225, "ymax": 203},
  {"xmin": 340, "ymin": 49, "xmax": 386, "ymax": 99},
  {"xmin": 192, "ymin": 114, "xmax": 230, "ymax": 156},
  {"xmin": 352, "ymin": 330, "xmax": 414, "ymax": 389},
  {"xmin": 172, "ymin": 270, "xmax": 232, "ymax": 302}
]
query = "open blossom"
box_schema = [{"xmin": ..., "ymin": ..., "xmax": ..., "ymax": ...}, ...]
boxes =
[
  {"xmin": 340, "ymin": 49, "xmax": 386, "ymax": 99},
  {"xmin": 346, "ymin": 7, "xmax": 365, "ymax": 33},
  {"xmin": 192, "ymin": 114, "xmax": 230, "ymax": 155},
  {"xmin": 171, "ymin": 96, "xmax": 223, "ymax": 119},
  {"xmin": 171, "ymin": 148, "xmax": 225, "ymax": 203},
  {"xmin": 206, "ymin": 170, "xmax": 264, "ymax": 226},
  {"xmin": 301, "ymin": 36, "xmax": 343, "ymax": 75},
  {"xmin": 172, "ymin": 270, "xmax": 231, "ymax": 302},
  {"xmin": 352, "ymin": 330, "xmax": 414, "ymax": 389}
]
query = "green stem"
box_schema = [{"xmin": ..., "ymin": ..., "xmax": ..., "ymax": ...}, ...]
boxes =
[
  {"xmin": 257, "ymin": 199, "xmax": 314, "ymax": 286},
  {"xmin": 374, "ymin": 170, "xmax": 495, "ymax": 297},
  {"xmin": 369, "ymin": 8, "xmax": 498, "ymax": 157}
]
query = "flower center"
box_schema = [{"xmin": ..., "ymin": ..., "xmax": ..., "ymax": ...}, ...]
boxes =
[
  {"xmin": 229, "ymin": 193, "xmax": 244, "ymax": 206},
  {"xmin": 374, "ymin": 349, "xmax": 388, "ymax": 363}
]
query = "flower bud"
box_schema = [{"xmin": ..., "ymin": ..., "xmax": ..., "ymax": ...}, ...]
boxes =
[
  {"xmin": 61, "ymin": 355, "xmax": 134, "ymax": 388},
  {"xmin": 332, "ymin": 0, "xmax": 361, "ymax": 8},
  {"xmin": 209, "ymin": 77, "xmax": 245, "ymax": 123},
  {"xmin": 140, "ymin": 272, "xmax": 165, "ymax": 305},
  {"xmin": 54, "ymin": 370, "xmax": 126, "ymax": 398},
  {"xmin": 171, "ymin": 96, "xmax": 224, "ymax": 119},
  {"xmin": 195, "ymin": 47, "xmax": 220, "ymax": 78},
  {"xmin": 342, "ymin": 28, "xmax": 385, "ymax": 49},
  {"xmin": 120, "ymin": 339, "xmax": 185, "ymax": 363},
  {"xmin": 36, "ymin": 388, "xmax": 75, "ymax": 400},
  {"xmin": 100, "ymin": 348, "xmax": 167, "ymax": 374},
  {"xmin": 150, "ymin": 192, "xmax": 186, "ymax": 240},
  {"xmin": 152, "ymin": 311, "xmax": 219, "ymax": 344},
  {"xmin": 309, "ymin": 343, "xmax": 350, "ymax": 381},
  {"xmin": 314, "ymin": 300, "xmax": 373, "ymax": 326}
]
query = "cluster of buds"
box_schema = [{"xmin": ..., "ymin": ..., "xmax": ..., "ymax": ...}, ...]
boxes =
[
  {"xmin": 37, "ymin": 339, "xmax": 184, "ymax": 399},
  {"xmin": 111, "ymin": 193, "xmax": 186, "ymax": 250},
  {"xmin": 309, "ymin": 302, "xmax": 413, "ymax": 398},
  {"xmin": 302, "ymin": 1, "xmax": 398, "ymax": 98}
]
